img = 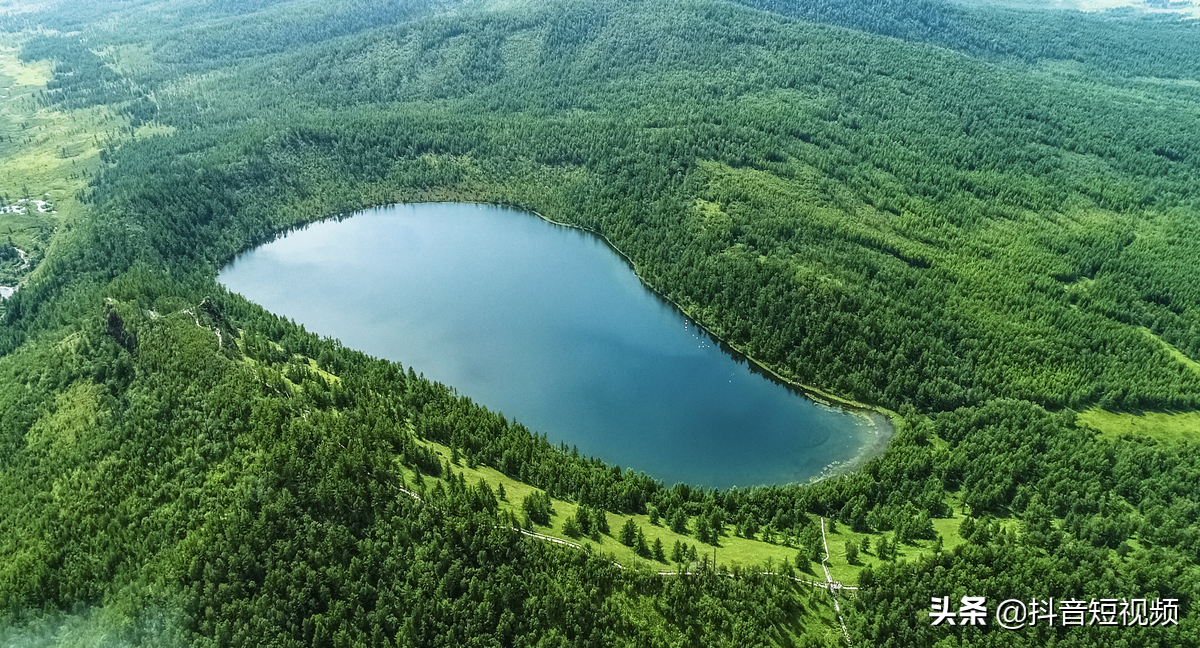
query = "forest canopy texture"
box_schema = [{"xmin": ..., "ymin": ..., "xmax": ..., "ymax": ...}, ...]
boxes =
[{"xmin": 1, "ymin": 0, "xmax": 1199, "ymax": 646}]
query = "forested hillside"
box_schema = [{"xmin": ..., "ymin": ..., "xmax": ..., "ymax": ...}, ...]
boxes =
[{"xmin": 1, "ymin": 0, "xmax": 1199, "ymax": 645}]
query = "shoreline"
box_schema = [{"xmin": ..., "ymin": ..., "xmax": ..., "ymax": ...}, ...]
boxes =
[
  {"xmin": 512, "ymin": 202, "xmax": 900, "ymax": 439},
  {"xmin": 809, "ymin": 409, "xmax": 894, "ymax": 482}
]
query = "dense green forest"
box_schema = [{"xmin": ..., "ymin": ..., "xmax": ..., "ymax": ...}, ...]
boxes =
[{"xmin": 2, "ymin": 0, "xmax": 1200, "ymax": 645}]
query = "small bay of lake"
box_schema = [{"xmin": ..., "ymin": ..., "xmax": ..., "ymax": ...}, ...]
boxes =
[{"xmin": 219, "ymin": 203, "xmax": 887, "ymax": 488}]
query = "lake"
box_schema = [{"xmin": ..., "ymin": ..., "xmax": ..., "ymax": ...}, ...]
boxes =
[{"xmin": 219, "ymin": 203, "xmax": 889, "ymax": 488}]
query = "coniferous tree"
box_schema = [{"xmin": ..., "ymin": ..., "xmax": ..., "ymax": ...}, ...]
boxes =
[
  {"xmin": 670, "ymin": 509, "xmax": 689, "ymax": 535},
  {"xmin": 671, "ymin": 539, "xmax": 685, "ymax": 565},
  {"xmin": 619, "ymin": 518, "xmax": 639, "ymax": 547},
  {"xmin": 593, "ymin": 508, "xmax": 610, "ymax": 535}
]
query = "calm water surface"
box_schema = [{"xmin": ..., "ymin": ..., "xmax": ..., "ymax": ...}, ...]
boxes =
[{"xmin": 219, "ymin": 203, "xmax": 886, "ymax": 487}]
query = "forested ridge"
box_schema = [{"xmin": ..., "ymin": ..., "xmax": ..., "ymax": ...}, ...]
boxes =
[{"xmin": 1, "ymin": 0, "xmax": 1200, "ymax": 645}]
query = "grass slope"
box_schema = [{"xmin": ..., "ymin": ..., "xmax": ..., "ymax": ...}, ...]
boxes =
[
  {"xmin": 1079, "ymin": 408, "xmax": 1200, "ymax": 443},
  {"xmin": 0, "ymin": 46, "xmax": 170, "ymax": 288},
  {"xmin": 1075, "ymin": 329, "xmax": 1200, "ymax": 442},
  {"xmin": 408, "ymin": 438, "xmax": 974, "ymax": 590}
]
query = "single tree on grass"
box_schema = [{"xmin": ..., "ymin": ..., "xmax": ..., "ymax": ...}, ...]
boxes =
[
  {"xmin": 670, "ymin": 509, "xmax": 688, "ymax": 535},
  {"xmin": 522, "ymin": 491, "xmax": 552, "ymax": 526},
  {"xmin": 619, "ymin": 517, "xmax": 639, "ymax": 547},
  {"xmin": 875, "ymin": 535, "xmax": 893, "ymax": 561},
  {"xmin": 671, "ymin": 539, "xmax": 684, "ymax": 564},
  {"xmin": 563, "ymin": 516, "xmax": 582, "ymax": 539},
  {"xmin": 593, "ymin": 508, "xmax": 610, "ymax": 535},
  {"xmin": 695, "ymin": 515, "xmax": 711, "ymax": 545}
]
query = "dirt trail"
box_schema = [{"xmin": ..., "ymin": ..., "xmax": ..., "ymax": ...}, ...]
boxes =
[{"xmin": 820, "ymin": 516, "xmax": 854, "ymax": 646}]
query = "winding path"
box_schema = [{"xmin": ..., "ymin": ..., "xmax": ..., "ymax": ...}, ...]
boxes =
[{"xmin": 820, "ymin": 516, "xmax": 854, "ymax": 646}]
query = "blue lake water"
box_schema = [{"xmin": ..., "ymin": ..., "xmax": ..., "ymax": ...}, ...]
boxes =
[{"xmin": 219, "ymin": 203, "xmax": 888, "ymax": 488}]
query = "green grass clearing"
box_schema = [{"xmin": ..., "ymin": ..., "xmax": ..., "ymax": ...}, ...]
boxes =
[
  {"xmin": 1078, "ymin": 407, "xmax": 1200, "ymax": 444},
  {"xmin": 404, "ymin": 440, "xmax": 984, "ymax": 588},
  {"xmin": 1069, "ymin": 329, "xmax": 1200, "ymax": 443},
  {"xmin": 410, "ymin": 439, "xmax": 816, "ymax": 573},
  {"xmin": 819, "ymin": 509, "xmax": 976, "ymax": 585}
]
